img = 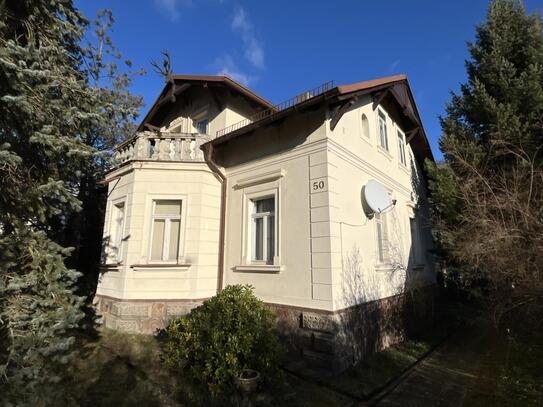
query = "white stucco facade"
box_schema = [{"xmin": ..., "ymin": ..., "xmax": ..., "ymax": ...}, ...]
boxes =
[{"xmin": 95, "ymin": 75, "xmax": 435, "ymax": 335}]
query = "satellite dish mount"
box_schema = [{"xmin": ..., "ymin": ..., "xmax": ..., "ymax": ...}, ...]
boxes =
[{"xmin": 362, "ymin": 180, "xmax": 396, "ymax": 217}]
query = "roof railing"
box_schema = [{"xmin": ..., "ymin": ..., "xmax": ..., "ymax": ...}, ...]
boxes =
[{"xmin": 215, "ymin": 80, "xmax": 334, "ymax": 138}]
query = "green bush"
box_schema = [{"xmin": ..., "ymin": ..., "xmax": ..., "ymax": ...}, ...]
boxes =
[{"xmin": 163, "ymin": 284, "xmax": 283, "ymax": 401}]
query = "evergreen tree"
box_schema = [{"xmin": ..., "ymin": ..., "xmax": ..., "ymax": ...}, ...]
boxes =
[
  {"xmin": 0, "ymin": 1, "xmax": 141, "ymax": 405},
  {"xmin": 427, "ymin": 0, "xmax": 543, "ymax": 322}
]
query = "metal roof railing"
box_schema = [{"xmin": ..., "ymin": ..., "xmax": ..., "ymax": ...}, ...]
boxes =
[{"xmin": 215, "ymin": 80, "xmax": 334, "ymax": 139}]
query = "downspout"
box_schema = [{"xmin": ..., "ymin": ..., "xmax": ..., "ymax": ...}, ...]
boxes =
[{"xmin": 203, "ymin": 142, "xmax": 226, "ymax": 292}]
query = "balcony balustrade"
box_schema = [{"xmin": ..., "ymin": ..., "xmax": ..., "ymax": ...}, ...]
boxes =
[{"xmin": 114, "ymin": 131, "xmax": 208, "ymax": 165}]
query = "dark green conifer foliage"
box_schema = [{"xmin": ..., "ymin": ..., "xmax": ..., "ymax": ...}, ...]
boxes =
[
  {"xmin": 427, "ymin": 0, "xmax": 543, "ymax": 321},
  {"xmin": 0, "ymin": 1, "xmax": 142, "ymax": 404}
]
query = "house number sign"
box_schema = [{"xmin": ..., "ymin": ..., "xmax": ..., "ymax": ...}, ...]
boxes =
[{"xmin": 310, "ymin": 177, "xmax": 327, "ymax": 193}]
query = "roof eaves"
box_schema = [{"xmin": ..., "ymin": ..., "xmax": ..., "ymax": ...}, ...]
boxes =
[
  {"xmin": 204, "ymin": 87, "xmax": 340, "ymax": 147},
  {"xmin": 136, "ymin": 75, "xmax": 273, "ymax": 132}
]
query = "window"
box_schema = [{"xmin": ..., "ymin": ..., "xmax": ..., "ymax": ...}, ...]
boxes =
[
  {"xmin": 195, "ymin": 118, "xmax": 208, "ymax": 134},
  {"xmin": 111, "ymin": 201, "xmax": 125, "ymax": 262},
  {"xmin": 397, "ymin": 130, "xmax": 406, "ymax": 166},
  {"xmin": 150, "ymin": 200, "xmax": 182, "ymax": 261},
  {"xmin": 375, "ymin": 212, "xmax": 389, "ymax": 263},
  {"xmin": 378, "ymin": 111, "xmax": 389, "ymax": 150},
  {"xmin": 251, "ymin": 196, "xmax": 275, "ymax": 263},
  {"xmin": 361, "ymin": 113, "xmax": 370, "ymax": 138},
  {"xmin": 410, "ymin": 215, "xmax": 424, "ymax": 265}
]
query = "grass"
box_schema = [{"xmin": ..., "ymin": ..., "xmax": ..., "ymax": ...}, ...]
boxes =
[
  {"xmin": 71, "ymin": 329, "xmax": 179, "ymax": 406},
  {"xmin": 69, "ymin": 324, "xmax": 452, "ymax": 406},
  {"xmin": 70, "ymin": 328, "xmax": 441, "ymax": 406},
  {"xmin": 327, "ymin": 337, "xmax": 436, "ymax": 399},
  {"xmin": 255, "ymin": 375, "xmax": 354, "ymax": 407},
  {"xmin": 70, "ymin": 328, "xmax": 353, "ymax": 407},
  {"xmin": 464, "ymin": 320, "xmax": 543, "ymax": 407}
]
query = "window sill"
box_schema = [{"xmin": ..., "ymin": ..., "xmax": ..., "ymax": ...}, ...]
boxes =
[
  {"xmin": 374, "ymin": 263, "xmax": 404, "ymax": 272},
  {"xmin": 130, "ymin": 263, "xmax": 191, "ymax": 272},
  {"xmin": 233, "ymin": 264, "xmax": 284, "ymax": 273},
  {"xmin": 377, "ymin": 146, "xmax": 393, "ymax": 161},
  {"xmin": 100, "ymin": 263, "xmax": 122, "ymax": 272},
  {"xmin": 360, "ymin": 136, "xmax": 373, "ymax": 148},
  {"xmin": 398, "ymin": 163, "xmax": 410, "ymax": 175}
]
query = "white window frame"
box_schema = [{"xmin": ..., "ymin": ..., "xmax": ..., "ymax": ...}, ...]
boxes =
[
  {"xmin": 250, "ymin": 196, "xmax": 276, "ymax": 263},
  {"xmin": 397, "ymin": 129, "xmax": 407, "ymax": 166},
  {"xmin": 146, "ymin": 195, "xmax": 187, "ymax": 264},
  {"xmin": 109, "ymin": 197, "xmax": 126, "ymax": 263},
  {"xmin": 243, "ymin": 187, "xmax": 279, "ymax": 266},
  {"xmin": 192, "ymin": 108, "xmax": 209, "ymax": 135},
  {"xmin": 195, "ymin": 118, "xmax": 209, "ymax": 134},
  {"xmin": 377, "ymin": 109, "xmax": 389, "ymax": 151},
  {"xmin": 375, "ymin": 211, "xmax": 390, "ymax": 264}
]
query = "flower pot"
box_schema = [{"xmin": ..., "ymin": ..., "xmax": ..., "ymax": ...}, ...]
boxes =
[{"xmin": 236, "ymin": 369, "xmax": 261, "ymax": 395}]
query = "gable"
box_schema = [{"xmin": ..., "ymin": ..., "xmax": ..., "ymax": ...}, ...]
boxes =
[{"xmin": 137, "ymin": 75, "xmax": 273, "ymax": 132}]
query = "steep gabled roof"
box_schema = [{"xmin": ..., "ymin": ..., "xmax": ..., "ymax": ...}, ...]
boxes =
[
  {"xmin": 205, "ymin": 74, "xmax": 434, "ymax": 163},
  {"xmin": 137, "ymin": 75, "xmax": 273, "ymax": 132},
  {"xmin": 336, "ymin": 74, "xmax": 407, "ymax": 94}
]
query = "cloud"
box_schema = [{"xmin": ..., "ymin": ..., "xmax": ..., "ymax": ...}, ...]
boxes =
[
  {"xmin": 231, "ymin": 7, "xmax": 265, "ymax": 69},
  {"xmin": 213, "ymin": 55, "xmax": 257, "ymax": 86},
  {"xmin": 387, "ymin": 59, "xmax": 401, "ymax": 73},
  {"xmin": 154, "ymin": 0, "xmax": 192, "ymax": 22}
]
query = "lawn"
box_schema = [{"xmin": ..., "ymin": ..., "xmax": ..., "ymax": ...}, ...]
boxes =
[
  {"xmin": 327, "ymin": 338, "xmax": 436, "ymax": 400},
  {"xmin": 71, "ymin": 329, "xmax": 179, "ymax": 406},
  {"xmin": 464, "ymin": 327, "xmax": 543, "ymax": 407},
  {"xmin": 69, "ymin": 327, "xmax": 446, "ymax": 406}
]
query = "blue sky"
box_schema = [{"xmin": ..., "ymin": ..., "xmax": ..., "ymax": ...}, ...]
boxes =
[{"xmin": 76, "ymin": 0, "xmax": 542, "ymax": 160}]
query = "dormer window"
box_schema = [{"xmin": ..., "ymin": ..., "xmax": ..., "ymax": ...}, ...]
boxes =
[{"xmin": 195, "ymin": 118, "xmax": 209, "ymax": 134}]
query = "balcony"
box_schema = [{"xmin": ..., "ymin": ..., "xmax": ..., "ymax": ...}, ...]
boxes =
[{"xmin": 114, "ymin": 131, "xmax": 209, "ymax": 165}]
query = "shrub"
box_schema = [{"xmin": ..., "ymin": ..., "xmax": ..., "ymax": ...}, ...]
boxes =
[{"xmin": 163, "ymin": 284, "xmax": 283, "ymax": 401}]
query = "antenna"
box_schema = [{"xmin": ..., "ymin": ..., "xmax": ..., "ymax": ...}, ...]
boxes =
[{"xmin": 363, "ymin": 180, "xmax": 395, "ymax": 215}]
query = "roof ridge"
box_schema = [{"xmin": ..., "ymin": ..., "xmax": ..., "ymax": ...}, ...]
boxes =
[
  {"xmin": 337, "ymin": 74, "xmax": 408, "ymax": 94},
  {"xmin": 170, "ymin": 74, "xmax": 274, "ymax": 108}
]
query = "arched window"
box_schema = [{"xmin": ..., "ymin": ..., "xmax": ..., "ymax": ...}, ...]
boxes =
[{"xmin": 361, "ymin": 113, "xmax": 370, "ymax": 138}]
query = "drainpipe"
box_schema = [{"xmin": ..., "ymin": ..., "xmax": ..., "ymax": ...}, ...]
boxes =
[{"xmin": 202, "ymin": 142, "xmax": 226, "ymax": 292}]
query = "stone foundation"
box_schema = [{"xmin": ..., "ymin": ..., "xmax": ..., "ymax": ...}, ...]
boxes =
[
  {"xmin": 93, "ymin": 295, "xmax": 206, "ymax": 334},
  {"xmin": 269, "ymin": 286, "xmax": 436, "ymax": 373},
  {"xmin": 95, "ymin": 287, "xmax": 436, "ymax": 373}
]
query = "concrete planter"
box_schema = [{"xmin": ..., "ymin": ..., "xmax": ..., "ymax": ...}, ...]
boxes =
[{"xmin": 236, "ymin": 369, "xmax": 260, "ymax": 395}]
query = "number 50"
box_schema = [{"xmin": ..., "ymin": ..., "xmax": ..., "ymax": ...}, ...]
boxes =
[{"xmin": 312, "ymin": 180, "xmax": 325, "ymax": 191}]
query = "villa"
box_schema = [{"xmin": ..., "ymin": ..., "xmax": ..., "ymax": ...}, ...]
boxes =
[{"xmin": 95, "ymin": 74, "xmax": 436, "ymax": 371}]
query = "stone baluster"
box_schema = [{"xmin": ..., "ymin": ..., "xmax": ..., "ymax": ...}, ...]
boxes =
[
  {"xmin": 173, "ymin": 139, "xmax": 181, "ymax": 160},
  {"xmin": 158, "ymin": 138, "xmax": 171, "ymax": 160},
  {"xmin": 150, "ymin": 138, "xmax": 159, "ymax": 160},
  {"xmin": 169, "ymin": 138, "xmax": 176, "ymax": 160},
  {"xmin": 189, "ymin": 138, "xmax": 196, "ymax": 160},
  {"xmin": 114, "ymin": 132, "xmax": 207, "ymax": 164},
  {"xmin": 134, "ymin": 136, "xmax": 148, "ymax": 159},
  {"xmin": 182, "ymin": 138, "xmax": 192, "ymax": 160}
]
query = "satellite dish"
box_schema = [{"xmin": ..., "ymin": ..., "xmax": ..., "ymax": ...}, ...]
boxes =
[{"xmin": 363, "ymin": 180, "xmax": 393, "ymax": 214}]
